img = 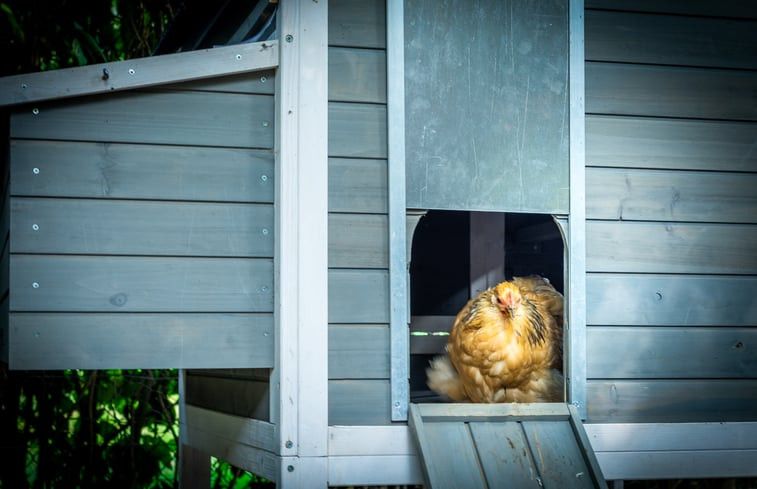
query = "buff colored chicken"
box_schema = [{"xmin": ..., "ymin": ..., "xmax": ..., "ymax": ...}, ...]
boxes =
[{"xmin": 427, "ymin": 275, "xmax": 564, "ymax": 403}]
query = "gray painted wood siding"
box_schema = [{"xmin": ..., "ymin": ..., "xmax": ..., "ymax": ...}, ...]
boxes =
[
  {"xmin": 0, "ymin": 115, "xmax": 8, "ymax": 363},
  {"xmin": 585, "ymin": 2, "xmax": 757, "ymax": 423},
  {"xmin": 328, "ymin": 0, "xmax": 392, "ymax": 426},
  {"xmin": 7, "ymin": 74, "xmax": 276, "ymax": 371}
]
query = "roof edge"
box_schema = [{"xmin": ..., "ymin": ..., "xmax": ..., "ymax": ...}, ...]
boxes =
[{"xmin": 0, "ymin": 40, "xmax": 279, "ymax": 108}]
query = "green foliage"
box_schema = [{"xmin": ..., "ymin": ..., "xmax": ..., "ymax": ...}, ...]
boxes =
[
  {"xmin": 0, "ymin": 0, "xmax": 178, "ymax": 76},
  {"xmin": 0, "ymin": 369, "xmax": 179, "ymax": 488}
]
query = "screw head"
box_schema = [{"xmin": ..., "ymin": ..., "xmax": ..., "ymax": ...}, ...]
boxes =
[
  {"xmin": 260, "ymin": 174, "xmax": 268, "ymax": 182},
  {"xmin": 287, "ymin": 465, "xmax": 294, "ymax": 473},
  {"xmin": 32, "ymin": 282, "xmax": 40, "ymax": 289},
  {"xmin": 260, "ymin": 76, "xmax": 267, "ymax": 83},
  {"xmin": 285, "ymin": 34, "xmax": 294, "ymax": 43},
  {"xmin": 33, "ymin": 167, "xmax": 40, "ymax": 175},
  {"xmin": 285, "ymin": 440, "xmax": 293, "ymax": 449},
  {"xmin": 236, "ymin": 54, "xmax": 242, "ymax": 60},
  {"xmin": 32, "ymin": 224, "xmax": 39, "ymax": 231},
  {"xmin": 128, "ymin": 68, "xmax": 135, "ymax": 75},
  {"xmin": 262, "ymin": 228, "xmax": 269, "ymax": 235},
  {"xmin": 32, "ymin": 108, "xmax": 39, "ymax": 115}
]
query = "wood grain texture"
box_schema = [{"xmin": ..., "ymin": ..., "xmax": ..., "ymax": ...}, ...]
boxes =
[
  {"xmin": 329, "ymin": 379, "xmax": 391, "ymax": 425},
  {"xmin": 11, "ymin": 91, "xmax": 274, "ymax": 148},
  {"xmin": 328, "ymin": 0, "xmax": 386, "ymax": 48},
  {"xmin": 586, "ymin": 273, "xmax": 757, "ymax": 326},
  {"xmin": 586, "ymin": 221, "xmax": 757, "ymax": 274},
  {"xmin": 586, "ymin": 167, "xmax": 757, "ymax": 223},
  {"xmin": 328, "ymin": 158, "xmax": 387, "ymax": 213},
  {"xmin": 9, "ymin": 313, "xmax": 273, "ymax": 370},
  {"xmin": 328, "ymin": 213, "xmax": 388, "ymax": 268},
  {"xmin": 521, "ymin": 421, "xmax": 597, "ymax": 489},
  {"xmin": 586, "ymin": 380, "xmax": 757, "ymax": 423},
  {"xmin": 328, "ymin": 269, "xmax": 389, "ymax": 323},
  {"xmin": 10, "ymin": 140, "xmax": 274, "ymax": 202},
  {"xmin": 328, "ymin": 102, "xmax": 387, "ymax": 159},
  {"xmin": 329, "ymin": 324, "xmax": 390, "ymax": 379},
  {"xmin": 586, "ymin": 116, "xmax": 757, "ymax": 172},
  {"xmin": 11, "ymin": 198, "xmax": 273, "ymax": 257},
  {"xmin": 329, "ymin": 47, "xmax": 386, "ymax": 103},
  {"xmin": 586, "ymin": 10, "xmax": 757, "ymax": 69},
  {"xmin": 587, "ymin": 326, "xmax": 757, "ymax": 379},
  {"xmin": 585, "ymin": 0, "xmax": 757, "ymax": 19},
  {"xmin": 10, "ymin": 255, "xmax": 273, "ymax": 312},
  {"xmin": 586, "ymin": 62, "xmax": 757, "ymax": 121}
]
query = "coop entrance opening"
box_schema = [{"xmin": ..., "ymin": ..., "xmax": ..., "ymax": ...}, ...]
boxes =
[{"xmin": 408, "ymin": 210, "xmax": 565, "ymax": 403}]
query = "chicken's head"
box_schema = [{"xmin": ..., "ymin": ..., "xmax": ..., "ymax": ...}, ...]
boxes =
[{"xmin": 492, "ymin": 281, "xmax": 522, "ymax": 316}]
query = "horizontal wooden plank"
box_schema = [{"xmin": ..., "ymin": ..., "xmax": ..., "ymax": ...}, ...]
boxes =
[
  {"xmin": 328, "ymin": 425, "xmax": 417, "ymax": 457},
  {"xmin": 329, "ymin": 379, "xmax": 391, "ymax": 425},
  {"xmin": 328, "ymin": 0, "xmax": 386, "ymax": 49},
  {"xmin": 328, "ymin": 158, "xmax": 387, "ymax": 213},
  {"xmin": 11, "ymin": 91, "xmax": 274, "ymax": 148},
  {"xmin": 586, "ymin": 380, "xmax": 757, "ymax": 423},
  {"xmin": 11, "ymin": 198, "xmax": 273, "ymax": 257},
  {"xmin": 586, "ymin": 10, "xmax": 757, "ymax": 69},
  {"xmin": 9, "ymin": 313, "xmax": 272, "ymax": 370},
  {"xmin": 328, "ymin": 213, "xmax": 388, "ymax": 268},
  {"xmin": 410, "ymin": 315, "xmax": 453, "ymax": 354},
  {"xmin": 329, "ymin": 102, "xmax": 387, "ymax": 159},
  {"xmin": 164, "ymin": 70, "xmax": 275, "ymax": 94},
  {"xmin": 328, "ymin": 269, "xmax": 389, "ymax": 323},
  {"xmin": 185, "ymin": 404, "xmax": 276, "ymax": 454},
  {"xmin": 586, "ymin": 62, "xmax": 757, "ymax": 121},
  {"xmin": 586, "ymin": 115, "xmax": 757, "ymax": 172},
  {"xmin": 184, "ymin": 422, "xmax": 278, "ymax": 482},
  {"xmin": 588, "ymin": 326, "xmax": 757, "ymax": 379},
  {"xmin": 186, "ymin": 376, "xmax": 269, "ymax": 421},
  {"xmin": 329, "ymin": 324, "xmax": 389, "ymax": 379},
  {"xmin": 329, "ymin": 455, "xmax": 423, "ymax": 487},
  {"xmin": 0, "ymin": 41, "xmax": 279, "ymax": 107},
  {"xmin": 10, "ymin": 140, "xmax": 274, "ymax": 202},
  {"xmin": 585, "ymin": 0, "xmax": 757, "ymax": 19},
  {"xmin": 329, "ymin": 47, "xmax": 386, "ymax": 104},
  {"xmin": 586, "ymin": 274, "xmax": 757, "ymax": 326},
  {"xmin": 412, "ymin": 402, "xmax": 572, "ymax": 423},
  {"xmin": 584, "ymin": 422, "xmax": 757, "ymax": 452},
  {"xmin": 586, "ymin": 221, "xmax": 757, "ymax": 274},
  {"xmin": 586, "ymin": 167, "xmax": 757, "ymax": 223},
  {"xmin": 594, "ymin": 449, "xmax": 757, "ymax": 481},
  {"xmin": 10, "ymin": 255, "xmax": 273, "ymax": 312}
]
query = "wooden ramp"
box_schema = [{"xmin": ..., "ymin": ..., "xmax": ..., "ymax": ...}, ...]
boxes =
[{"xmin": 408, "ymin": 403, "xmax": 607, "ymax": 489}]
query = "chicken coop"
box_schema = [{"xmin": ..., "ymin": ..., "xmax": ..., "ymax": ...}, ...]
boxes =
[{"xmin": 1, "ymin": 0, "xmax": 756, "ymax": 487}]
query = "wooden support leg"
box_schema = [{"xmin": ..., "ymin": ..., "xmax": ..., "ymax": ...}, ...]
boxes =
[{"xmin": 179, "ymin": 444, "xmax": 210, "ymax": 489}]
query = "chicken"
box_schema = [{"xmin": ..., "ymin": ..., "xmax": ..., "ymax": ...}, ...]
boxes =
[{"xmin": 427, "ymin": 275, "xmax": 564, "ymax": 403}]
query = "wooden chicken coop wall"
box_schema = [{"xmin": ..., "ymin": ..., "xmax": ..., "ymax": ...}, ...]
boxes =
[
  {"xmin": 3, "ymin": 73, "xmax": 276, "ymax": 372},
  {"xmin": 327, "ymin": 0, "xmax": 393, "ymax": 425},
  {"xmin": 1, "ymin": 114, "xmax": 8, "ymax": 364},
  {"xmin": 185, "ymin": 0, "xmax": 392, "ymax": 428},
  {"xmin": 583, "ymin": 0, "xmax": 757, "ymax": 423}
]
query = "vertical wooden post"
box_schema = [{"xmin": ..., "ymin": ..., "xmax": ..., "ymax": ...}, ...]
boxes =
[
  {"xmin": 179, "ymin": 444, "xmax": 211, "ymax": 489},
  {"xmin": 469, "ymin": 212, "xmax": 506, "ymax": 297},
  {"xmin": 273, "ymin": 0, "xmax": 329, "ymax": 486},
  {"xmin": 568, "ymin": 0, "xmax": 587, "ymax": 418}
]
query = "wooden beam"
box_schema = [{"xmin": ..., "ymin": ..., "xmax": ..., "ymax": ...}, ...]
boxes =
[{"xmin": 0, "ymin": 41, "xmax": 279, "ymax": 107}]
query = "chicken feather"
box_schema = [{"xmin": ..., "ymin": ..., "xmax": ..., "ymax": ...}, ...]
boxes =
[{"xmin": 427, "ymin": 275, "xmax": 564, "ymax": 403}]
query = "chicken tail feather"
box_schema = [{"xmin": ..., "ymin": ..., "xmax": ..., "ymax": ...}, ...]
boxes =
[{"xmin": 427, "ymin": 355, "xmax": 468, "ymax": 401}]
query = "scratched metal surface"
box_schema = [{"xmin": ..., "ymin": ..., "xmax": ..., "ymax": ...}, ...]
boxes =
[{"xmin": 404, "ymin": 0, "xmax": 569, "ymax": 213}]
